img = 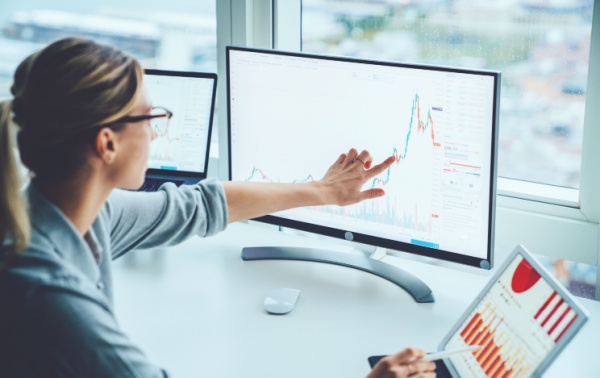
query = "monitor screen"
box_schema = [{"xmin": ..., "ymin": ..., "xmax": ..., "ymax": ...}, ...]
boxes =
[
  {"xmin": 227, "ymin": 47, "xmax": 499, "ymax": 269},
  {"xmin": 144, "ymin": 70, "xmax": 216, "ymax": 174}
]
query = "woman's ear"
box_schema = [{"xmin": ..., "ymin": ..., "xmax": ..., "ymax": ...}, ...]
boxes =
[{"xmin": 95, "ymin": 127, "xmax": 117, "ymax": 164}]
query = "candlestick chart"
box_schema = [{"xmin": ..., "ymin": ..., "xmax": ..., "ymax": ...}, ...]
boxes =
[{"xmin": 243, "ymin": 93, "xmax": 442, "ymax": 237}]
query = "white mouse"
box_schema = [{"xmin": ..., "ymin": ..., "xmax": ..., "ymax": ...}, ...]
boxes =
[{"xmin": 264, "ymin": 288, "xmax": 301, "ymax": 315}]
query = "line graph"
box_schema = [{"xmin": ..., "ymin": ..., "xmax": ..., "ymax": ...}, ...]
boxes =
[
  {"xmin": 150, "ymin": 129, "xmax": 181, "ymax": 162},
  {"xmin": 246, "ymin": 166, "xmax": 315, "ymax": 183},
  {"xmin": 245, "ymin": 166, "xmax": 437, "ymax": 232},
  {"xmin": 373, "ymin": 94, "xmax": 440, "ymax": 188},
  {"xmin": 243, "ymin": 92, "xmax": 441, "ymax": 235}
]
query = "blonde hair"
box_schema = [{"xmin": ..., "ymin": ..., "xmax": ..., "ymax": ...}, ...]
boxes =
[
  {"xmin": 0, "ymin": 100, "xmax": 29, "ymax": 255},
  {"xmin": 0, "ymin": 37, "xmax": 144, "ymax": 258}
]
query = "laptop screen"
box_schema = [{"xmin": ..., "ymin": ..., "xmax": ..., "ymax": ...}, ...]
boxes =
[
  {"xmin": 442, "ymin": 246, "xmax": 588, "ymax": 377},
  {"xmin": 143, "ymin": 70, "xmax": 217, "ymax": 174}
]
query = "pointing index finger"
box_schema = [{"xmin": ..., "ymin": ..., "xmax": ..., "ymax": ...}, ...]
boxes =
[{"xmin": 365, "ymin": 155, "xmax": 395, "ymax": 180}]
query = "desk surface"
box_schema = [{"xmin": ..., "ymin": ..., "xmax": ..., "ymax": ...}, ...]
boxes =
[{"xmin": 113, "ymin": 222, "xmax": 596, "ymax": 378}]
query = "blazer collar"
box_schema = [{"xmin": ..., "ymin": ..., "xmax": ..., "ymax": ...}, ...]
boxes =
[{"xmin": 26, "ymin": 184, "xmax": 102, "ymax": 283}]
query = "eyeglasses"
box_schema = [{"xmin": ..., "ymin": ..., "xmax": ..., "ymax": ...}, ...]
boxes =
[{"xmin": 111, "ymin": 106, "xmax": 173, "ymax": 135}]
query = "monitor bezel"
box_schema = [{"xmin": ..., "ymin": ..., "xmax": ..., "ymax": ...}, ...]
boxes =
[{"xmin": 226, "ymin": 46, "xmax": 500, "ymax": 269}]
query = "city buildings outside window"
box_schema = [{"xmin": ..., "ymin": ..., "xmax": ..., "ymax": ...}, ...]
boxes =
[
  {"xmin": 0, "ymin": 1, "xmax": 217, "ymax": 98},
  {"xmin": 302, "ymin": 0, "xmax": 593, "ymax": 189}
]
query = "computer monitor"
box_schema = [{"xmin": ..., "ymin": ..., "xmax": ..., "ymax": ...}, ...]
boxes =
[{"xmin": 226, "ymin": 46, "xmax": 500, "ymax": 303}]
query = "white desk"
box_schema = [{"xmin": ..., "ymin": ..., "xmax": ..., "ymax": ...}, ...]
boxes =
[{"xmin": 113, "ymin": 222, "xmax": 597, "ymax": 377}]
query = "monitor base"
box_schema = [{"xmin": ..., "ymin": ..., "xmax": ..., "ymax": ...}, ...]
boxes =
[{"xmin": 241, "ymin": 246, "xmax": 435, "ymax": 303}]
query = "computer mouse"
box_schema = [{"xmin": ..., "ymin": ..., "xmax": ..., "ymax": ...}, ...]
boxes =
[{"xmin": 263, "ymin": 288, "xmax": 301, "ymax": 315}]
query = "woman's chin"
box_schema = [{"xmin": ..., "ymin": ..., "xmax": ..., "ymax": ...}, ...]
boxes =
[{"xmin": 118, "ymin": 177, "xmax": 146, "ymax": 191}]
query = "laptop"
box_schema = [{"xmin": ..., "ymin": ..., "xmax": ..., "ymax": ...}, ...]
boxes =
[
  {"xmin": 138, "ymin": 69, "xmax": 217, "ymax": 191},
  {"xmin": 369, "ymin": 244, "xmax": 589, "ymax": 377}
]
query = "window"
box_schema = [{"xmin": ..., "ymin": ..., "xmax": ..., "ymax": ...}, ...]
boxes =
[
  {"xmin": 0, "ymin": 1, "xmax": 220, "ymax": 170},
  {"xmin": 0, "ymin": 1, "xmax": 217, "ymax": 98},
  {"xmin": 302, "ymin": 0, "xmax": 593, "ymax": 190}
]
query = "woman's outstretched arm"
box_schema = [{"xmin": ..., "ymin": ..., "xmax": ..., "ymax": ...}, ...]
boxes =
[{"xmin": 222, "ymin": 148, "xmax": 395, "ymax": 223}]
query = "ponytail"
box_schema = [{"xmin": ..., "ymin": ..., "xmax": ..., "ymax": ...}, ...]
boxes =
[{"xmin": 0, "ymin": 100, "xmax": 30, "ymax": 258}]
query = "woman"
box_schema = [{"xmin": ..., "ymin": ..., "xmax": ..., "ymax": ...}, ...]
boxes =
[{"xmin": 0, "ymin": 38, "xmax": 436, "ymax": 377}]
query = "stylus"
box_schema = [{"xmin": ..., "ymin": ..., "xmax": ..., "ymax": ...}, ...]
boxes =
[{"xmin": 421, "ymin": 345, "xmax": 482, "ymax": 361}]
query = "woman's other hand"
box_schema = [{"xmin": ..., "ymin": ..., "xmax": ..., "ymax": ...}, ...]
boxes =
[{"xmin": 366, "ymin": 348, "xmax": 436, "ymax": 378}]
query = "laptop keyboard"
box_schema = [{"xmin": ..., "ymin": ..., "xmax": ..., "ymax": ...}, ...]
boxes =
[{"xmin": 137, "ymin": 178, "xmax": 185, "ymax": 192}]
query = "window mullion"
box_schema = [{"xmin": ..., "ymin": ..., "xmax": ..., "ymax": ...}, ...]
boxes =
[
  {"xmin": 252, "ymin": 0, "xmax": 273, "ymax": 49},
  {"xmin": 217, "ymin": 0, "xmax": 273, "ymax": 181},
  {"xmin": 274, "ymin": 0, "xmax": 301, "ymax": 51},
  {"xmin": 579, "ymin": 1, "xmax": 600, "ymax": 223}
]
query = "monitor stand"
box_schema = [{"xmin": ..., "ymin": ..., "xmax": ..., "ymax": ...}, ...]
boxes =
[{"xmin": 241, "ymin": 245, "xmax": 435, "ymax": 303}]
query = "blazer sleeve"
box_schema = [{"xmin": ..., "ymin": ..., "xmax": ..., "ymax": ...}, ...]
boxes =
[{"xmin": 105, "ymin": 178, "xmax": 228, "ymax": 259}]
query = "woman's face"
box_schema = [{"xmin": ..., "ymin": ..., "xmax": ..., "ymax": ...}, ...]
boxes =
[{"xmin": 112, "ymin": 87, "xmax": 158, "ymax": 190}]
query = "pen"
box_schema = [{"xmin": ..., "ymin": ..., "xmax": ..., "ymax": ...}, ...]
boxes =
[{"xmin": 421, "ymin": 345, "xmax": 482, "ymax": 361}]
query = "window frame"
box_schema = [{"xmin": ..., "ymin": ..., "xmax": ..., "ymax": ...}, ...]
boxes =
[{"xmin": 216, "ymin": 0, "xmax": 600, "ymax": 299}]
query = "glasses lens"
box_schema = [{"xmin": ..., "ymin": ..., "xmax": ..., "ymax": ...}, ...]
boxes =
[{"xmin": 150, "ymin": 108, "xmax": 169, "ymax": 134}]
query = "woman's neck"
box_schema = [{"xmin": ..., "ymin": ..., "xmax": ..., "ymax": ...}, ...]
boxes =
[{"xmin": 34, "ymin": 174, "xmax": 113, "ymax": 236}]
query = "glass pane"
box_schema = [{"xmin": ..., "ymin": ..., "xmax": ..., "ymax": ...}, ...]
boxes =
[
  {"xmin": 0, "ymin": 1, "xmax": 217, "ymax": 98},
  {"xmin": 536, "ymin": 254, "xmax": 597, "ymax": 299},
  {"xmin": 302, "ymin": 0, "xmax": 594, "ymax": 189}
]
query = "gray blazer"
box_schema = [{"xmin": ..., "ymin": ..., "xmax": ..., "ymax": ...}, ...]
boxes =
[{"xmin": 0, "ymin": 179, "xmax": 228, "ymax": 377}]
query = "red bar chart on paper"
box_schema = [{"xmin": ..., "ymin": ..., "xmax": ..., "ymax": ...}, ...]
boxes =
[
  {"xmin": 459, "ymin": 305, "xmax": 533, "ymax": 377},
  {"xmin": 533, "ymin": 288, "xmax": 578, "ymax": 343},
  {"xmin": 445, "ymin": 256, "xmax": 579, "ymax": 378}
]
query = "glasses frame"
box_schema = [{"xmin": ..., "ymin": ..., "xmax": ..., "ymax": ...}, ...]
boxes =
[
  {"xmin": 54, "ymin": 106, "xmax": 174, "ymax": 146},
  {"xmin": 110, "ymin": 106, "xmax": 173, "ymax": 129}
]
